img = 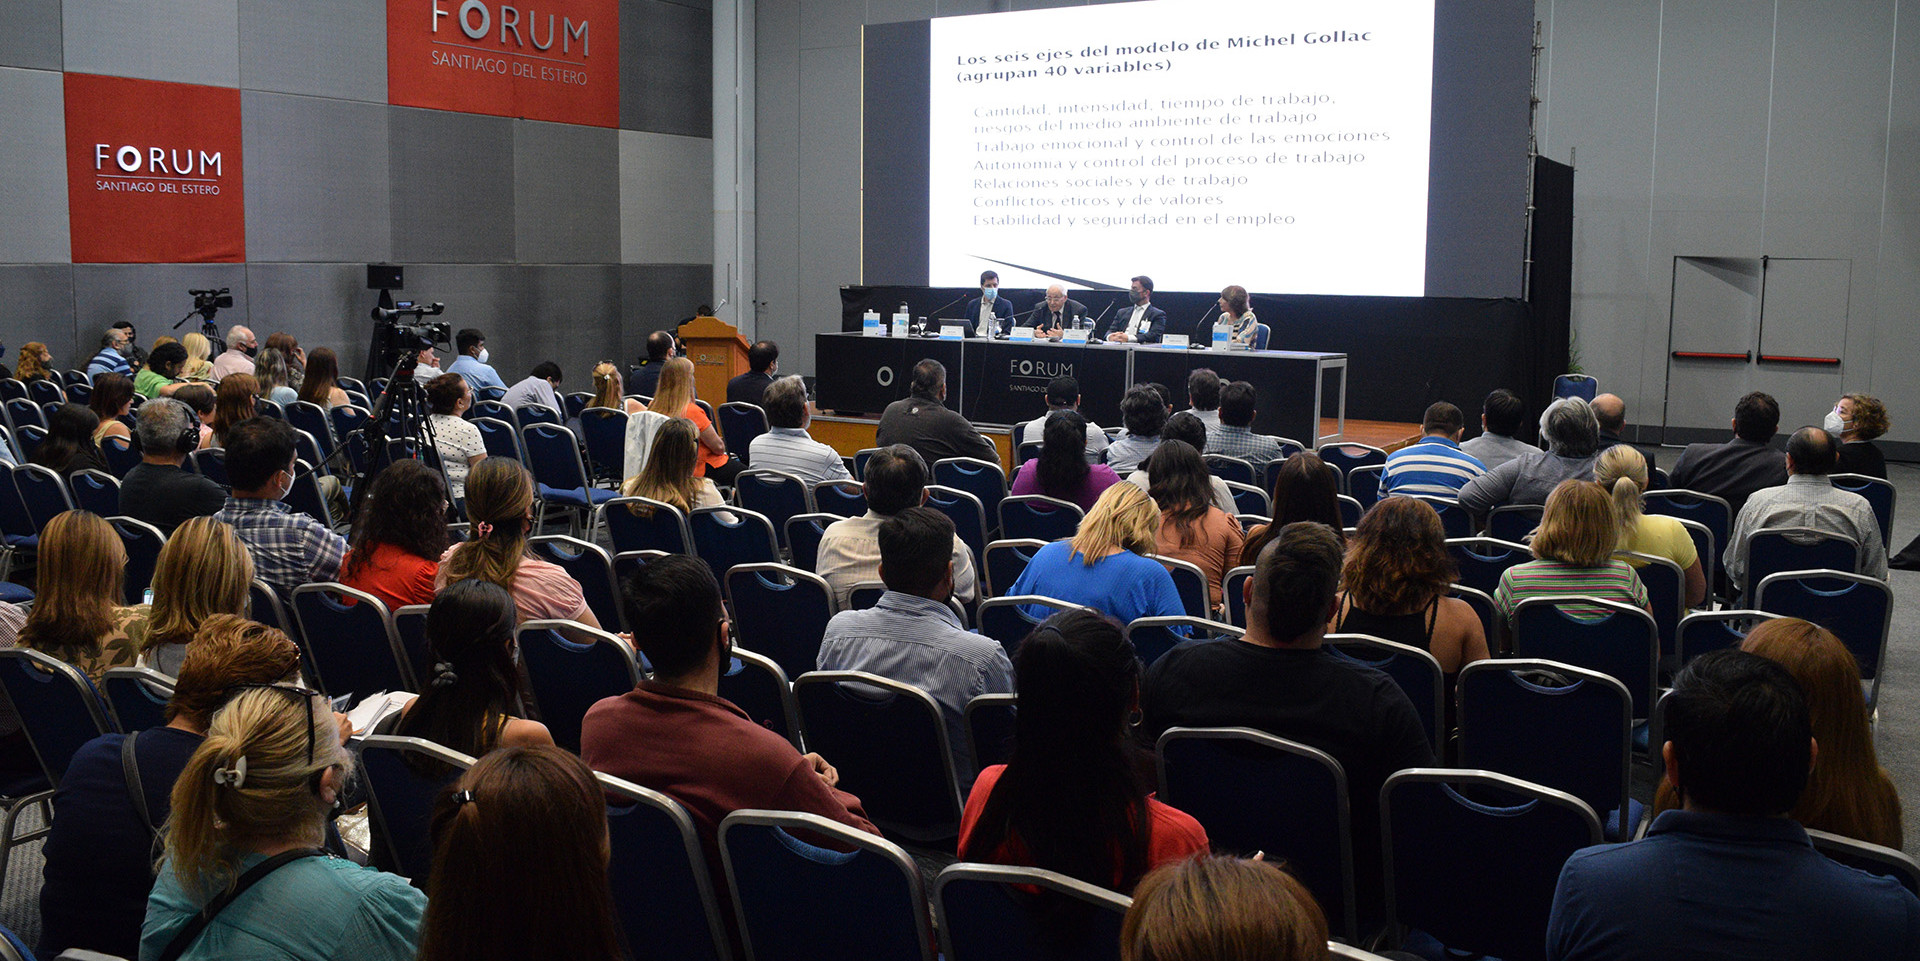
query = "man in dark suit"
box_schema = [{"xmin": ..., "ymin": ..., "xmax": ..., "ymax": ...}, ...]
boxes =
[
  {"xmin": 1101, "ymin": 275, "xmax": 1168, "ymax": 343},
  {"xmin": 1592, "ymin": 393, "xmax": 1654, "ymax": 469},
  {"xmin": 1032, "ymin": 284, "xmax": 1088, "ymax": 339},
  {"xmin": 1668, "ymin": 391, "xmax": 1786, "ymax": 517},
  {"xmin": 960, "ymin": 269, "xmax": 1014, "ymax": 337},
  {"xmin": 726, "ymin": 340, "xmax": 778, "ymax": 406}
]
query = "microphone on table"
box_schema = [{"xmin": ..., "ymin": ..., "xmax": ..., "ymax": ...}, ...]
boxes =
[
  {"xmin": 1088, "ymin": 300, "xmax": 1118, "ymax": 336},
  {"xmin": 1192, "ymin": 303, "xmax": 1218, "ymax": 339},
  {"xmin": 925, "ymin": 292, "xmax": 970, "ymax": 319}
]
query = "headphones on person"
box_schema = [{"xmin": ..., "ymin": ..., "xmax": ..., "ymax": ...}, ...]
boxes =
[{"xmin": 128, "ymin": 398, "xmax": 201, "ymax": 456}]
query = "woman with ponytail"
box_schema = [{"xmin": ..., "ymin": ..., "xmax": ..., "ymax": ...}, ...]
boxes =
[
  {"xmin": 435, "ymin": 457, "xmax": 598, "ymax": 627},
  {"xmin": 388, "ymin": 580, "xmax": 551, "ymax": 758},
  {"xmin": 1594, "ymin": 445, "xmax": 1707, "ymax": 608},
  {"xmin": 958, "ymin": 608, "xmax": 1207, "ymax": 893},
  {"xmin": 145, "ymin": 686, "xmax": 425, "ymax": 960},
  {"xmin": 416, "ymin": 746, "xmax": 626, "ymax": 961}
]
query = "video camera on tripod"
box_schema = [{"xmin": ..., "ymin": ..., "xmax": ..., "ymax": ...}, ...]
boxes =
[
  {"xmin": 175, "ymin": 287, "xmax": 235, "ymax": 343},
  {"xmin": 369, "ymin": 302, "xmax": 450, "ymax": 377}
]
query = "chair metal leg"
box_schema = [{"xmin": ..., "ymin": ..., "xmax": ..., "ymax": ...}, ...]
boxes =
[{"xmin": 0, "ymin": 790, "xmax": 54, "ymax": 888}]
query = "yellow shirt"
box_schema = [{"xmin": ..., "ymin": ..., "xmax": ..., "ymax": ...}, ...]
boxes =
[{"xmin": 1621, "ymin": 513, "xmax": 1698, "ymax": 570}]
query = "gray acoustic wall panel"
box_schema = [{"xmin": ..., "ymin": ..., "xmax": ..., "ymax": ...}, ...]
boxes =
[
  {"xmin": 70, "ymin": 264, "xmax": 251, "ymax": 347},
  {"xmin": 0, "ymin": 67, "xmax": 71, "ymax": 265},
  {"xmin": 244, "ymin": 263, "xmax": 374, "ymax": 368},
  {"xmin": 63, "ymin": 0, "xmax": 241, "ymax": 88},
  {"xmin": 621, "ymin": 264, "xmax": 715, "ymax": 364},
  {"xmin": 516, "ymin": 121, "xmax": 621, "ymax": 264},
  {"xmin": 389, "ymin": 108, "xmax": 516, "ymax": 265},
  {"xmin": 0, "ymin": 0, "xmax": 63, "ymax": 71},
  {"xmin": 788, "ymin": 47, "xmax": 860, "ymax": 374},
  {"xmin": 398, "ymin": 265, "xmax": 622, "ymax": 387},
  {"xmin": 243, "ymin": 92, "xmax": 392, "ymax": 263},
  {"xmin": 622, "ymin": 0, "xmax": 713, "ymax": 136},
  {"xmin": 237, "ymin": 0, "xmax": 387, "ymax": 103},
  {"xmin": 619, "ymin": 131, "xmax": 715, "ymax": 265},
  {"xmin": 0, "ymin": 266, "xmax": 78, "ymax": 367},
  {"xmin": 1645, "ymin": 2, "xmax": 1771, "ymax": 213}
]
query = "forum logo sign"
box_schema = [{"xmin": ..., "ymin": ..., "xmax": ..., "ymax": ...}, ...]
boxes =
[{"xmin": 389, "ymin": 0, "xmax": 620, "ymax": 127}]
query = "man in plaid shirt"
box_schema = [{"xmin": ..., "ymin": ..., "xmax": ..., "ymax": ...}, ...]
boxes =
[
  {"xmin": 213, "ymin": 417, "xmax": 347, "ymax": 597},
  {"xmin": 1205, "ymin": 381, "xmax": 1287, "ymax": 466}
]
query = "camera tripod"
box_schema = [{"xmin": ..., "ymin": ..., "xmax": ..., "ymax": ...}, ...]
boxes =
[{"xmin": 343, "ymin": 350, "xmax": 460, "ymax": 524}]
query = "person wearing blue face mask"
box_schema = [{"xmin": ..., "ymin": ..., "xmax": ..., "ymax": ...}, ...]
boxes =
[
  {"xmin": 961, "ymin": 269, "xmax": 1014, "ymax": 337},
  {"xmin": 447, "ymin": 328, "xmax": 506, "ymax": 393}
]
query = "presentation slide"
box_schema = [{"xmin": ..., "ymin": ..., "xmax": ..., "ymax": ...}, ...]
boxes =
[{"xmin": 925, "ymin": 0, "xmax": 1434, "ymax": 296}]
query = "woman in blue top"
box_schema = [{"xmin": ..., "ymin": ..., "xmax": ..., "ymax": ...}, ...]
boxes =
[
  {"xmin": 1010, "ymin": 482, "xmax": 1186, "ymax": 627},
  {"xmin": 144, "ymin": 685, "xmax": 426, "ymax": 961}
]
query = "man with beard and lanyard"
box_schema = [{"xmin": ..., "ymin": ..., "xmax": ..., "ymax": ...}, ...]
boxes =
[{"xmin": 1100, "ymin": 275, "xmax": 1168, "ymax": 344}]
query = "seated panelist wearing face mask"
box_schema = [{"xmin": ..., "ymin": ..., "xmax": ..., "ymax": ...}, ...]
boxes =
[
  {"xmin": 961, "ymin": 270, "xmax": 1015, "ymax": 338},
  {"xmin": 448, "ymin": 328, "xmax": 506, "ymax": 392}
]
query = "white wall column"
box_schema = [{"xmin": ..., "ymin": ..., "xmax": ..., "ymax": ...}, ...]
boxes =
[{"xmin": 713, "ymin": 0, "xmax": 756, "ymax": 334}]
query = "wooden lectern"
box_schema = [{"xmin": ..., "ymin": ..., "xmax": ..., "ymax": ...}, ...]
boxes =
[{"xmin": 677, "ymin": 315, "xmax": 750, "ymax": 406}]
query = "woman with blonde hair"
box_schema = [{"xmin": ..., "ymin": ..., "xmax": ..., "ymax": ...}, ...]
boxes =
[
  {"xmin": 1333, "ymin": 496, "xmax": 1488, "ymax": 677},
  {"xmin": 254, "ymin": 348, "xmax": 297, "ymax": 406},
  {"xmin": 180, "ymin": 331, "xmax": 215, "ymax": 381},
  {"xmin": 436, "ymin": 457, "xmax": 598, "ymax": 627},
  {"xmin": 3, "ymin": 511, "xmax": 141, "ymax": 680},
  {"xmin": 1594, "ymin": 444, "xmax": 1706, "ymax": 607},
  {"xmin": 144, "ymin": 686, "xmax": 425, "ymax": 960},
  {"xmin": 15, "ymin": 342, "xmax": 54, "ymax": 383},
  {"xmin": 620, "ymin": 417, "xmax": 725, "ymax": 514},
  {"xmin": 588, "ymin": 361, "xmax": 645, "ymax": 415},
  {"xmin": 1493, "ymin": 479, "xmax": 1650, "ymax": 628},
  {"xmin": 206, "ymin": 373, "xmax": 258, "ymax": 448},
  {"xmin": 1007, "ymin": 482, "xmax": 1185, "ymax": 626},
  {"xmin": 1121, "ymin": 855, "xmax": 1330, "ymax": 961},
  {"xmin": 645, "ymin": 356, "xmax": 739, "ymax": 484},
  {"xmin": 134, "ymin": 516, "xmax": 255, "ymax": 676}
]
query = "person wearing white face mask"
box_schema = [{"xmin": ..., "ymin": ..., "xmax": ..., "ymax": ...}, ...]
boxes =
[
  {"xmin": 961, "ymin": 269, "xmax": 1014, "ymax": 338},
  {"xmin": 1826, "ymin": 393, "xmax": 1889, "ymax": 480},
  {"xmin": 447, "ymin": 328, "xmax": 506, "ymax": 393},
  {"xmin": 212, "ymin": 418, "xmax": 348, "ymax": 596}
]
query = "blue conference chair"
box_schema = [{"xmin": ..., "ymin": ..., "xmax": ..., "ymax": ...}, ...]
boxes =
[
  {"xmin": 811, "ymin": 480, "xmax": 866, "ymax": 519},
  {"xmin": 1407, "ymin": 495, "xmax": 1473, "ymax": 538},
  {"xmin": 1446, "ymin": 537, "xmax": 1530, "ymax": 597},
  {"xmin": 794, "ymin": 671, "xmax": 962, "ymax": 845},
  {"xmin": 1346, "ymin": 465, "xmax": 1385, "ymax": 511},
  {"xmin": 1203, "ymin": 454, "xmax": 1257, "ymax": 487},
  {"xmin": 1512, "ymin": 597, "xmax": 1660, "ymax": 724},
  {"xmin": 1151, "ymin": 554, "xmax": 1211, "ymax": 620},
  {"xmin": 1642, "ymin": 490, "xmax": 1730, "ymax": 587},
  {"xmin": 933, "ymin": 458, "xmax": 1007, "ymax": 533},
  {"xmin": 600, "ymin": 774, "xmax": 734, "ymax": 961},
  {"xmin": 719, "ymin": 649, "xmax": 802, "ymax": 751},
  {"xmin": 514, "ymin": 403, "xmax": 564, "ymax": 432},
  {"xmin": 1830, "ymin": 473, "xmax": 1895, "ymax": 550},
  {"xmin": 720, "ymin": 810, "xmax": 935, "ymax": 961},
  {"xmin": 100, "ymin": 667, "xmax": 174, "ymax": 735},
  {"xmin": 977, "ymin": 596, "xmax": 1087, "ymax": 660},
  {"xmin": 934, "ymin": 863, "xmax": 1131, "ymax": 961},
  {"xmin": 290, "ymin": 584, "xmax": 417, "ymax": 703},
  {"xmin": 1127, "ymin": 616, "xmax": 1235, "ymax": 670},
  {"xmin": 1226, "ymin": 481, "xmax": 1271, "ymax": 518},
  {"xmin": 473, "ymin": 416, "xmax": 524, "ymax": 462},
  {"xmin": 725, "ymin": 564, "xmax": 835, "ymax": 681},
  {"xmin": 0, "ymin": 649, "xmax": 114, "ymax": 878},
  {"xmin": 286, "ymin": 401, "xmax": 336, "ymax": 461},
  {"xmin": 1740, "ymin": 527, "xmax": 1858, "ymax": 599},
  {"xmin": 1316, "ymin": 443, "xmax": 1386, "ymax": 495},
  {"xmin": 359, "ymin": 735, "xmax": 475, "ymax": 883},
  {"xmin": 1552, "ymin": 374, "xmax": 1598, "ymax": 401},
  {"xmin": 1675, "ymin": 609, "xmax": 1777, "ymax": 666},
  {"xmin": 1754, "ymin": 570, "xmax": 1892, "ymax": 711},
  {"xmin": 1486, "ymin": 504, "xmax": 1542, "ymax": 542},
  {"xmin": 578, "ymin": 407, "xmax": 630, "ymax": 485},
  {"xmin": 982, "ymin": 538, "xmax": 1047, "ymax": 599},
  {"xmin": 523, "ymin": 423, "xmax": 617, "ymax": 536},
  {"xmin": 107, "ymin": 515, "xmax": 166, "ymax": 606},
  {"xmin": 12, "ymin": 463, "xmax": 72, "ymax": 532},
  {"xmin": 101, "ymin": 434, "xmax": 141, "ymax": 478},
  {"xmin": 1457, "ymin": 659, "xmax": 1638, "ymax": 841},
  {"xmin": 997, "ymin": 495, "xmax": 1083, "ymax": 543},
  {"xmin": 187, "ymin": 448, "xmax": 229, "ymax": 488},
  {"xmin": 0, "ymin": 381, "xmax": 25, "ymax": 403},
  {"xmin": 1223, "ymin": 565, "xmax": 1254, "ymax": 628},
  {"xmin": 925, "ymin": 486, "xmax": 988, "ymax": 572},
  {"xmin": 689, "ymin": 507, "xmax": 780, "ymax": 582},
  {"xmin": 391, "ymin": 604, "xmax": 434, "ymax": 689},
  {"xmin": 964, "ymin": 693, "xmax": 1017, "ymax": 775},
  {"xmin": 1617, "ymin": 550, "xmax": 1686, "ymax": 664},
  {"xmin": 1326, "ymin": 634, "xmax": 1445, "ymax": 753},
  {"xmin": 515, "ymin": 619, "xmax": 642, "ymax": 754},
  {"xmin": 600, "ymin": 496, "xmax": 694, "ymax": 556},
  {"xmin": 784, "ymin": 512, "xmax": 836, "ymax": 574},
  {"xmin": 25, "ymin": 379, "xmax": 63, "ymax": 407},
  {"xmin": 469, "ymin": 398, "xmax": 515, "ymax": 424},
  {"xmin": 717, "ymin": 402, "xmax": 769, "ymax": 467},
  {"xmin": 528, "ymin": 535, "xmax": 624, "ymax": 632},
  {"xmin": 733, "ymin": 470, "xmax": 814, "ymax": 549},
  {"xmin": 69, "ymin": 469, "xmax": 119, "ymax": 519}
]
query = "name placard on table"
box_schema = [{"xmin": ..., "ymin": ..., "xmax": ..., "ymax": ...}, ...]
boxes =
[{"xmin": 1061, "ymin": 328, "xmax": 1090, "ymax": 344}]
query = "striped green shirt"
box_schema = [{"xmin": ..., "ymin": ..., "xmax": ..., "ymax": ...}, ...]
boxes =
[{"xmin": 1494, "ymin": 557, "xmax": 1649, "ymax": 624}]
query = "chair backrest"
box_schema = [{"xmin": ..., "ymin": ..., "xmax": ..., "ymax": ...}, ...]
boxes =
[
  {"xmin": 963, "ymin": 693, "xmax": 1017, "ymax": 774},
  {"xmin": 106, "ymin": 515, "xmax": 167, "ymax": 606},
  {"xmin": 289, "ymin": 584, "xmax": 416, "ymax": 702},
  {"xmin": 69, "ymin": 468, "xmax": 120, "ymax": 518},
  {"xmin": 1403, "ymin": 494, "xmax": 1473, "ymax": 538},
  {"xmin": 793, "ymin": 671, "xmax": 962, "ymax": 844},
  {"xmin": 1157, "ymin": 727, "xmax": 1358, "ymax": 942},
  {"xmin": 528, "ymin": 535, "xmax": 624, "ymax": 631},
  {"xmin": 514, "ymin": 402, "xmax": 563, "ymax": 431},
  {"xmin": 784, "ymin": 512, "xmax": 835, "ymax": 573},
  {"xmin": 1252, "ymin": 322, "xmax": 1272, "ymax": 350},
  {"xmin": 1345, "ymin": 464, "xmax": 1384, "ymax": 510},
  {"xmin": 600, "ymin": 496, "xmax": 694, "ymax": 556},
  {"xmin": 719, "ymin": 648, "xmax": 802, "ymax": 751},
  {"xmin": 1324, "ymin": 633, "xmax": 1445, "ymax": 752},
  {"xmin": 725, "ymin": 563, "xmax": 836, "ymax": 680},
  {"xmin": 4, "ymin": 398, "xmax": 46, "ymax": 432},
  {"xmin": 187, "ymin": 447, "xmax": 229, "ymax": 488},
  {"xmin": 1203, "ymin": 454, "xmax": 1257, "ymax": 486},
  {"xmin": 1224, "ymin": 480, "xmax": 1270, "ymax": 518},
  {"xmin": 1675, "ymin": 609, "xmax": 1778, "ymax": 666},
  {"xmin": 1553, "ymin": 374, "xmax": 1597, "ymax": 400},
  {"xmin": 286, "ymin": 401, "xmax": 335, "ymax": 457},
  {"xmin": 1512, "ymin": 597, "xmax": 1660, "ymax": 718},
  {"xmin": 1222, "ymin": 564, "xmax": 1255, "ymax": 628},
  {"xmin": 1448, "ymin": 583, "xmax": 1502, "ymax": 655},
  {"xmin": 522, "ymin": 422, "xmax": 594, "ymax": 493},
  {"xmin": 1446, "ymin": 537, "xmax": 1533, "ymax": 596},
  {"xmin": 26, "ymin": 379, "xmax": 64, "ymax": 406},
  {"xmin": 1486, "ymin": 503, "xmax": 1543, "ymax": 542},
  {"xmin": 717, "ymin": 402, "xmax": 770, "ymax": 464},
  {"xmin": 997, "ymin": 494, "xmax": 1085, "ymax": 543},
  {"xmin": 925, "ymin": 484, "xmax": 988, "ymax": 569},
  {"xmin": 12, "ymin": 425, "xmax": 44, "ymax": 461},
  {"xmin": 1015, "ymin": 440, "xmax": 1042, "ymax": 465},
  {"xmin": 1316, "ymin": 444, "xmax": 1387, "ymax": 494},
  {"xmin": 13, "ymin": 463, "xmax": 73, "ymax": 531},
  {"xmin": 852, "ymin": 447, "xmax": 885, "ymax": 480},
  {"xmin": 847, "ymin": 581, "xmax": 886, "ymax": 611},
  {"xmin": 983, "ymin": 538, "xmax": 1048, "ymax": 599},
  {"xmin": 329, "ymin": 403, "xmax": 370, "ymax": 444},
  {"xmin": 977, "ymin": 595, "xmax": 1090, "ymax": 659},
  {"xmin": 248, "ymin": 578, "xmax": 290, "ymax": 633},
  {"xmin": 933, "ymin": 458, "xmax": 1007, "ymax": 530},
  {"xmin": 469, "ymin": 398, "xmax": 514, "ymax": 423},
  {"xmin": 1743, "ymin": 527, "xmax": 1859, "ymax": 597},
  {"xmin": 515, "ymin": 619, "xmax": 641, "ymax": 753},
  {"xmin": 733, "ymin": 470, "xmax": 814, "ymax": 546},
  {"xmin": 0, "ymin": 649, "xmax": 114, "ymax": 788},
  {"xmin": 1829, "ymin": 473, "xmax": 1895, "ymax": 549},
  {"xmin": 358, "ymin": 735, "xmax": 476, "ymax": 883},
  {"xmin": 811, "ymin": 480, "xmax": 867, "ymax": 519},
  {"xmin": 561, "ymin": 391, "xmax": 592, "ymax": 422},
  {"xmin": 1672, "ymin": 516, "xmax": 1717, "ymax": 601},
  {"xmin": 391, "ymin": 603, "xmax": 434, "ymax": 688},
  {"xmin": 689, "ymin": 506, "xmax": 781, "ymax": 581},
  {"xmin": 600, "ymin": 773, "xmax": 735, "ymax": 961},
  {"xmin": 1149, "ymin": 554, "xmax": 1211, "ymax": 620},
  {"xmin": 1641, "ymin": 489, "xmax": 1732, "ymax": 567},
  {"xmin": 1382, "ymin": 769, "xmax": 1603, "ymax": 961},
  {"xmin": 720, "ymin": 810, "xmax": 934, "ymax": 961},
  {"xmin": 285, "ymin": 467, "xmax": 333, "ymax": 527},
  {"xmin": 1126, "ymin": 616, "xmax": 1239, "ymax": 669},
  {"xmin": 578, "ymin": 407, "xmax": 630, "ymax": 482},
  {"xmin": 1617, "ymin": 550, "xmax": 1685, "ymax": 661},
  {"xmin": 1753, "ymin": 570, "xmax": 1892, "ymax": 707},
  {"xmin": 1329, "ymin": 945, "xmax": 1396, "ymax": 960},
  {"xmin": 1336, "ymin": 493, "xmax": 1361, "ymax": 528},
  {"xmin": 1806, "ymin": 829, "xmax": 1920, "ymax": 897},
  {"xmin": 254, "ymin": 398, "xmax": 285, "ymax": 421},
  {"xmin": 100, "ymin": 433, "xmax": 140, "ymax": 478},
  {"xmin": 0, "ymin": 381, "xmax": 23, "ymax": 403},
  {"xmin": 472, "ymin": 415, "xmax": 524, "ymax": 461},
  {"xmin": 100, "ymin": 666, "xmax": 175, "ymax": 734},
  {"xmin": 611, "ymin": 548, "xmax": 668, "ymax": 587},
  {"xmin": 1456, "ymin": 659, "xmax": 1635, "ymax": 840},
  {"xmin": 934, "ymin": 863, "xmax": 1131, "ymax": 961}
]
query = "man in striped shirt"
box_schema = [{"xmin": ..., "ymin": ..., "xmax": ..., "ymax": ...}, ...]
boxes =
[
  {"xmin": 1378, "ymin": 402, "xmax": 1487, "ymax": 500},
  {"xmin": 745, "ymin": 375, "xmax": 852, "ymax": 486}
]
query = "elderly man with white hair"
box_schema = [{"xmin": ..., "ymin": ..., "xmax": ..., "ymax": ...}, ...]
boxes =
[
  {"xmin": 1032, "ymin": 284, "xmax": 1088, "ymax": 340},
  {"xmin": 208, "ymin": 325, "xmax": 257, "ymax": 381},
  {"xmin": 1460, "ymin": 395, "xmax": 1607, "ymax": 516}
]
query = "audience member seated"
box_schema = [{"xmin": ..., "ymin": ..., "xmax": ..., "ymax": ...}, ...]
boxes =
[
  {"xmin": 206, "ymin": 373, "xmax": 259, "ymax": 448},
  {"xmin": 874, "ymin": 359, "xmax": 999, "ymax": 468},
  {"xmin": 1125, "ymin": 411, "xmax": 1235, "ymax": 515},
  {"xmin": 180, "ymin": 332, "xmax": 215, "ymax": 382},
  {"xmin": 136, "ymin": 341, "xmax": 189, "ymax": 399},
  {"xmin": 1459, "ymin": 388, "xmax": 1532, "ymax": 471},
  {"xmin": 960, "ymin": 608, "xmax": 1208, "ymax": 892},
  {"xmin": 1650, "ymin": 618, "xmax": 1901, "ymax": 849},
  {"xmin": 817, "ymin": 444, "xmax": 980, "ymax": 607},
  {"xmin": 581, "ymin": 556, "xmax": 877, "ymax": 908},
  {"xmin": 425, "ymin": 373, "xmax": 487, "ymax": 502},
  {"xmin": 387, "ymin": 580, "xmax": 551, "ymax": 753},
  {"xmin": 630, "ymin": 330, "xmax": 675, "ymax": 398},
  {"xmin": 499, "ymin": 360, "xmax": 565, "ymax": 413},
  {"xmin": 120, "ymin": 399, "xmax": 229, "ymax": 535},
  {"xmin": 1140, "ymin": 521, "xmax": 1434, "ymax": 926},
  {"xmin": 1493, "ymin": 479, "xmax": 1650, "ymax": 627},
  {"xmin": 588, "ymin": 360, "xmax": 646, "ymax": 415},
  {"xmin": 1667, "ymin": 391, "xmax": 1787, "ymax": 517},
  {"xmin": 727, "ymin": 339, "xmax": 780, "ymax": 406},
  {"xmin": 213, "ymin": 417, "xmax": 348, "ymax": 597},
  {"xmin": 39, "ymin": 616, "xmax": 303, "ymax": 960},
  {"xmin": 0, "ymin": 511, "xmax": 141, "ymax": 680},
  {"xmin": 15, "ymin": 342, "xmax": 54, "ymax": 383},
  {"xmin": 816, "ymin": 507, "xmax": 1012, "ymax": 782},
  {"xmin": 255, "ymin": 347, "xmax": 298, "ymax": 406},
  {"xmin": 115, "ymin": 321, "xmax": 148, "ymax": 372},
  {"xmin": 87, "ymin": 327, "xmax": 134, "ymax": 378},
  {"xmin": 134, "ymin": 517, "xmax": 254, "ymax": 676},
  {"xmin": 173, "ymin": 382, "xmax": 217, "ymax": 448},
  {"xmin": 1378, "ymin": 401, "xmax": 1486, "ymax": 499},
  {"xmin": 30, "ymin": 403, "xmax": 109, "ymax": 477},
  {"xmin": 417, "ymin": 745, "xmax": 622, "ymax": 961},
  {"xmin": 747, "ymin": 374, "xmax": 854, "ymax": 485},
  {"xmin": 1008, "ymin": 483, "xmax": 1186, "ymax": 626},
  {"xmin": 1107, "ymin": 384, "xmax": 1168, "ymax": 474},
  {"xmin": 1596, "ymin": 445, "xmax": 1706, "ymax": 607},
  {"xmin": 1206, "ymin": 381, "xmax": 1287, "ymax": 465},
  {"xmin": 648, "ymin": 355, "xmax": 743, "ymax": 486},
  {"xmin": 295, "ymin": 347, "xmax": 352, "ymax": 409},
  {"xmin": 266, "ymin": 332, "xmax": 306, "ymax": 391},
  {"xmin": 437, "ymin": 457, "xmax": 597, "ymax": 626},
  {"xmin": 1122, "ymin": 856, "xmax": 1331, "ymax": 961},
  {"xmin": 1545, "ymin": 650, "xmax": 1920, "ymax": 960},
  {"xmin": 88, "ymin": 372, "xmax": 135, "ymax": 445},
  {"xmin": 1243, "ymin": 450, "xmax": 1345, "ymax": 564},
  {"xmin": 1019, "ymin": 375, "xmax": 1111, "ymax": 461},
  {"xmin": 341, "ymin": 460, "xmax": 448, "ymax": 613},
  {"xmin": 1184, "ymin": 368, "xmax": 1223, "ymax": 429},
  {"xmin": 1724, "ymin": 426, "xmax": 1886, "ymax": 586},
  {"xmin": 1333, "ymin": 496, "xmax": 1489, "ymax": 683},
  {"xmin": 1011, "ymin": 410, "xmax": 1123, "ymax": 511},
  {"xmin": 1829, "ymin": 392, "xmax": 1889, "ymax": 479},
  {"xmin": 1591, "ymin": 393, "xmax": 1653, "ymax": 470},
  {"xmin": 145, "ymin": 685, "xmax": 424, "ymax": 960},
  {"xmin": 446, "ymin": 328, "xmax": 506, "ymax": 393},
  {"xmin": 1147, "ymin": 440, "xmax": 1244, "ymax": 610},
  {"xmin": 1459, "ymin": 396, "xmax": 1606, "ymax": 516},
  {"xmin": 621, "ymin": 418, "xmax": 729, "ymax": 518},
  {"xmin": 409, "ymin": 346, "xmax": 446, "ymax": 384}
]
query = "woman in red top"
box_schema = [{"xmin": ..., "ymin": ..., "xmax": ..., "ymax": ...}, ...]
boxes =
[
  {"xmin": 340, "ymin": 459, "xmax": 448, "ymax": 612},
  {"xmin": 959, "ymin": 608, "xmax": 1208, "ymax": 893}
]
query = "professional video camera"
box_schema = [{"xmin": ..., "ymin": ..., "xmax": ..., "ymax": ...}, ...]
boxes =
[
  {"xmin": 176, "ymin": 288, "xmax": 235, "ymax": 343},
  {"xmin": 370, "ymin": 303, "xmax": 450, "ymax": 371}
]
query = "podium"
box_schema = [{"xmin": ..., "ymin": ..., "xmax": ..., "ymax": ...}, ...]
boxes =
[{"xmin": 677, "ymin": 315, "xmax": 750, "ymax": 407}]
